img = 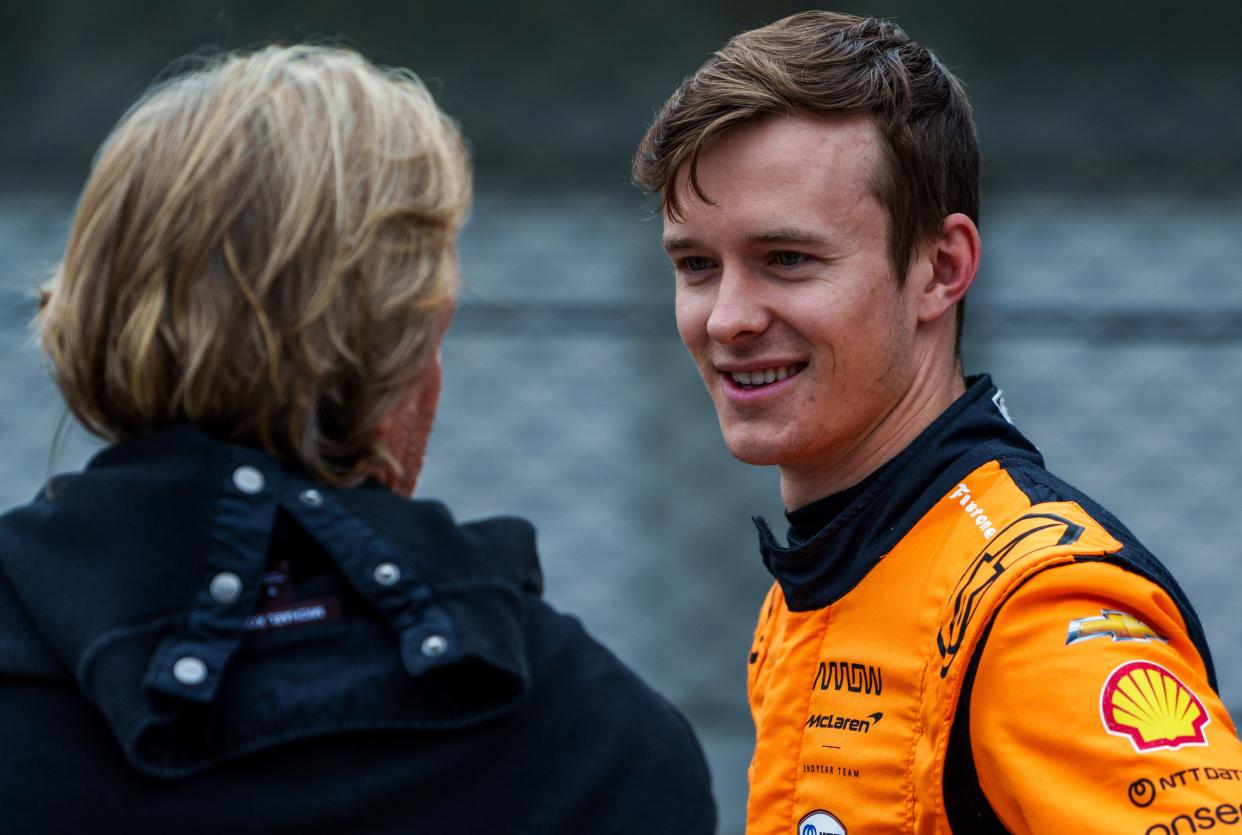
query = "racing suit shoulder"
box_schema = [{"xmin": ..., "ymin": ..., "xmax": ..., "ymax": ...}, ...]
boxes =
[
  {"xmin": 969, "ymin": 559, "xmax": 1242, "ymax": 834},
  {"xmin": 1000, "ymin": 454, "xmax": 1217, "ymax": 685}
]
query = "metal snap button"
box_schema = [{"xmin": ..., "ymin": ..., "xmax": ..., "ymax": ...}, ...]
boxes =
[
  {"xmin": 232, "ymin": 465, "xmax": 265, "ymax": 494},
  {"xmin": 172, "ymin": 656, "xmax": 208, "ymax": 686},
  {"xmin": 299, "ymin": 488, "xmax": 323, "ymax": 507},
  {"xmin": 209, "ymin": 571, "xmax": 242, "ymax": 605},
  {"xmin": 421, "ymin": 634, "xmax": 449, "ymax": 658},
  {"xmin": 373, "ymin": 562, "xmax": 401, "ymax": 586}
]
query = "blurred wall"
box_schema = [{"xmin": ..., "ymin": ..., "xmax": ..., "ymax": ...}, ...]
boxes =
[
  {"xmin": 2, "ymin": 3, "xmax": 1241, "ymax": 833},
  {"xmin": 3, "ymin": 0, "xmax": 1240, "ymax": 190}
]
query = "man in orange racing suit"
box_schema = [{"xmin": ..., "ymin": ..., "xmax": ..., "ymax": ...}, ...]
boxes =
[{"xmin": 632, "ymin": 10, "xmax": 1242, "ymax": 834}]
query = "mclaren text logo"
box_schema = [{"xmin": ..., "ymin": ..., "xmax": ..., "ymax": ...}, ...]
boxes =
[
  {"xmin": 806, "ymin": 712, "xmax": 883, "ymax": 733},
  {"xmin": 812, "ymin": 661, "xmax": 883, "ymax": 696}
]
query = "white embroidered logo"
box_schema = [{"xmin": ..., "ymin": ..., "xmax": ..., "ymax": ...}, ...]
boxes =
[
  {"xmin": 949, "ymin": 482, "xmax": 997, "ymax": 540},
  {"xmin": 992, "ymin": 388, "xmax": 1013, "ymax": 424},
  {"xmin": 797, "ymin": 810, "xmax": 847, "ymax": 835}
]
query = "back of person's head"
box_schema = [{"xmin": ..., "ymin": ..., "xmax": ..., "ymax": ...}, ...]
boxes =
[
  {"xmin": 40, "ymin": 45, "xmax": 470, "ymax": 485},
  {"xmin": 633, "ymin": 11, "xmax": 979, "ymax": 287}
]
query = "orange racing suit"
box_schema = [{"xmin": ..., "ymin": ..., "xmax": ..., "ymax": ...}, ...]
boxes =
[{"xmin": 746, "ymin": 375, "xmax": 1242, "ymax": 834}]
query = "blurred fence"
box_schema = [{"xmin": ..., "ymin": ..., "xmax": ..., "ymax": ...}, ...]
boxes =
[{"xmin": 3, "ymin": 187, "xmax": 1241, "ymax": 833}]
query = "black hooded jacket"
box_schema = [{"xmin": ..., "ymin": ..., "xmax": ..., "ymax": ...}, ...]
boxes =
[{"xmin": 0, "ymin": 426, "xmax": 715, "ymax": 833}]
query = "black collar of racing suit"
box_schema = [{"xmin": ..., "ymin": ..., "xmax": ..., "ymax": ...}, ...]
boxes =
[
  {"xmin": 0, "ymin": 424, "xmax": 544, "ymax": 776},
  {"xmin": 785, "ymin": 464, "xmax": 881, "ymax": 546},
  {"xmin": 755, "ymin": 374, "xmax": 1042, "ymax": 612}
]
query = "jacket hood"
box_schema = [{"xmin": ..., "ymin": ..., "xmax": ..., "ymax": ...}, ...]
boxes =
[{"xmin": 0, "ymin": 425, "xmax": 543, "ymax": 777}]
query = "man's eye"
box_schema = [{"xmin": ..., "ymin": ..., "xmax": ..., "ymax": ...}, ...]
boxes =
[
  {"xmin": 680, "ymin": 256, "xmax": 714, "ymax": 272},
  {"xmin": 773, "ymin": 251, "xmax": 806, "ymax": 267}
]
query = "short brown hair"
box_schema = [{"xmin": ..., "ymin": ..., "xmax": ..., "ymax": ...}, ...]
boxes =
[
  {"xmin": 633, "ymin": 11, "xmax": 978, "ymax": 297},
  {"xmin": 39, "ymin": 45, "xmax": 470, "ymax": 485}
]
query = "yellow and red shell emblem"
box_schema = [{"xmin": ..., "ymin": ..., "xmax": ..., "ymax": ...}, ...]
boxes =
[{"xmin": 1100, "ymin": 660, "xmax": 1209, "ymax": 752}]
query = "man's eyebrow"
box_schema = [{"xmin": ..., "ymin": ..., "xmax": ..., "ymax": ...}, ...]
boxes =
[
  {"xmin": 747, "ymin": 228, "xmax": 830, "ymax": 246},
  {"xmin": 661, "ymin": 235, "xmax": 699, "ymax": 253},
  {"xmin": 661, "ymin": 228, "xmax": 830, "ymax": 252}
]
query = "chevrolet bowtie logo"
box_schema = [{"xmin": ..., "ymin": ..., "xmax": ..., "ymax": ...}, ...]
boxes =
[{"xmin": 1067, "ymin": 609, "xmax": 1168, "ymax": 646}]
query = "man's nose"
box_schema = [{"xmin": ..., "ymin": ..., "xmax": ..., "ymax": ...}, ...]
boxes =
[{"xmin": 705, "ymin": 269, "xmax": 769, "ymax": 345}]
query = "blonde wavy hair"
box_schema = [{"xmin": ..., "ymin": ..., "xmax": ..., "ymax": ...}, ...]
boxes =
[{"xmin": 39, "ymin": 45, "xmax": 470, "ymax": 485}]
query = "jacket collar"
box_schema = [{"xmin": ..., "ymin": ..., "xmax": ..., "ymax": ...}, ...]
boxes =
[
  {"xmin": 756, "ymin": 375, "xmax": 1042, "ymax": 611},
  {"xmin": 0, "ymin": 425, "xmax": 543, "ymax": 776}
]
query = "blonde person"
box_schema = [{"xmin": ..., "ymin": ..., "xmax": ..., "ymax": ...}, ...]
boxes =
[{"xmin": 0, "ymin": 46, "xmax": 714, "ymax": 833}]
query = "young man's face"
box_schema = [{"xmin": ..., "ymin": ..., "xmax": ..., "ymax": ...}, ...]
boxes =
[{"xmin": 663, "ymin": 114, "xmax": 927, "ymax": 480}]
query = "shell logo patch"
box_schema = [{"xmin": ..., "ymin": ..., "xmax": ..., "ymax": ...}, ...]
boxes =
[
  {"xmin": 1100, "ymin": 660, "xmax": 1209, "ymax": 752},
  {"xmin": 1067, "ymin": 609, "xmax": 1168, "ymax": 645}
]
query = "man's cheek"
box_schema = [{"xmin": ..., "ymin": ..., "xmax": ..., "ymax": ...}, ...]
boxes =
[{"xmin": 674, "ymin": 303, "xmax": 707, "ymax": 352}]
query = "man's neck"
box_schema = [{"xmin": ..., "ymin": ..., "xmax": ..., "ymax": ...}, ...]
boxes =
[{"xmin": 779, "ymin": 359, "xmax": 966, "ymax": 511}]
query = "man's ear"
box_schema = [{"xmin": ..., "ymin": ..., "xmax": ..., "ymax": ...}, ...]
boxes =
[
  {"xmin": 373, "ymin": 349, "xmax": 444, "ymax": 497},
  {"xmin": 917, "ymin": 212, "xmax": 980, "ymax": 323}
]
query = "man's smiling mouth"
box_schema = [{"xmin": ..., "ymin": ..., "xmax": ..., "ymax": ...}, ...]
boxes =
[{"xmin": 728, "ymin": 363, "xmax": 807, "ymax": 389}]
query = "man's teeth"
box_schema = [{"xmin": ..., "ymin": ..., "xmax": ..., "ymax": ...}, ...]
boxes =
[{"xmin": 729, "ymin": 365, "xmax": 802, "ymax": 386}]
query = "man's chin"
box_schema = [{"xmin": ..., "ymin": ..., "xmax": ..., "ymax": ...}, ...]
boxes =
[{"xmin": 722, "ymin": 435, "xmax": 792, "ymax": 467}]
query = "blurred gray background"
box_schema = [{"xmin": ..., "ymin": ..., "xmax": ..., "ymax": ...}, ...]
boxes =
[{"xmin": 2, "ymin": 2, "xmax": 1240, "ymax": 831}]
